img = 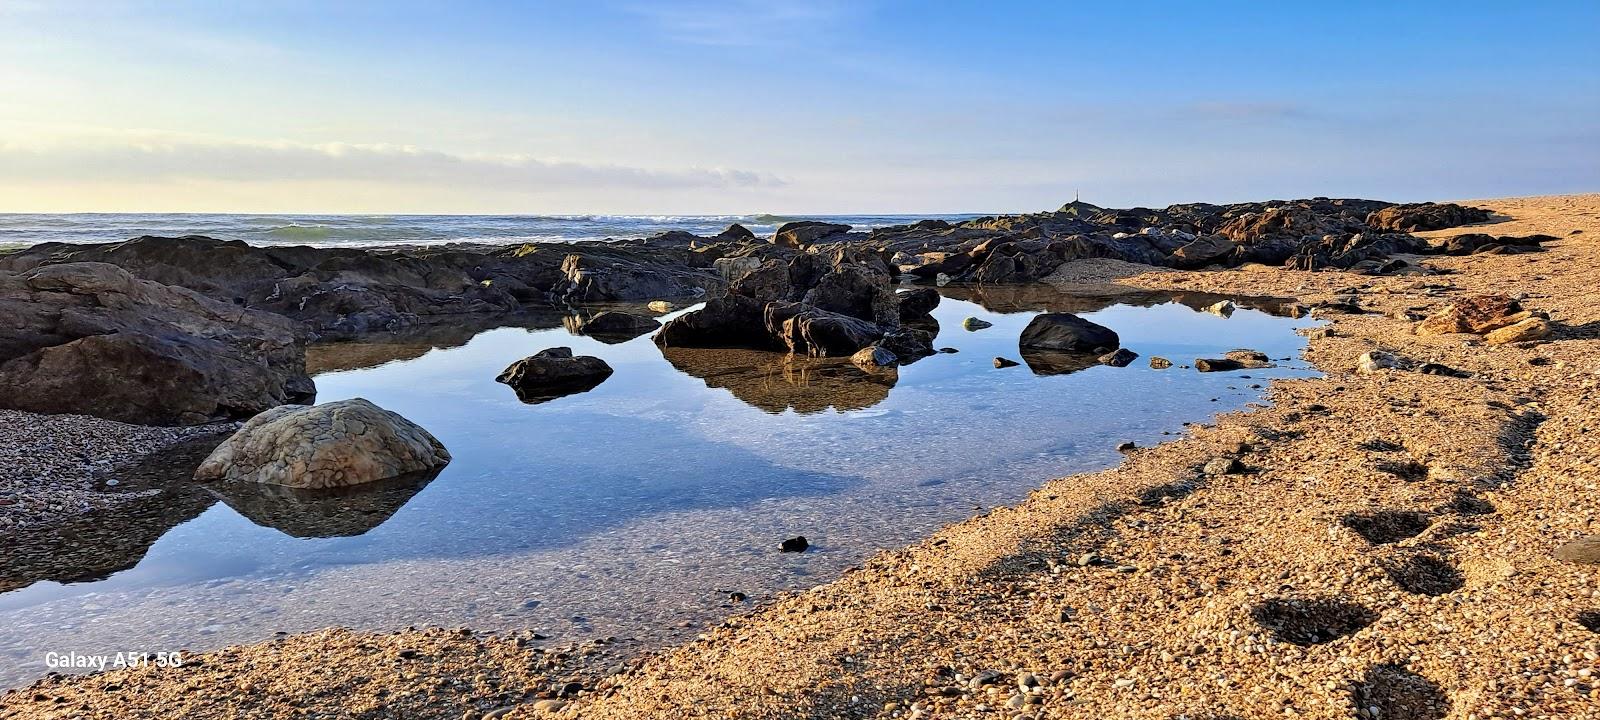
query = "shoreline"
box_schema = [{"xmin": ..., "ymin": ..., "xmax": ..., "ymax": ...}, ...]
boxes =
[{"xmin": 3, "ymin": 194, "xmax": 1598, "ymax": 718}]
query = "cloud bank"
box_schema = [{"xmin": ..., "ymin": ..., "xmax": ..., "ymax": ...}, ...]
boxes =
[{"xmin": 0, "ymin": 139, "xmax": 783, "ymax": 191}]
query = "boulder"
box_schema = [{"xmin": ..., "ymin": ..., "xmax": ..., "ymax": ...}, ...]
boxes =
[
  {"xmin": 715, "ymin": 223, "xmax": 757, "ymax": 242},
  {"xmin": 1194, "ymin": 358, "xmax": 1245, "ymax": 372},
  {"xmin": 1357, "ymin": 350, "xmax": 1414, "ymax": 374},
  {"xmin": 1098, "ymin": 348, "xmax": 1139, "ymax": 367},
  {"xmin": 1149, "ymin": 356, "xmax": 1173, "ymax": 369},
  {"xmin": 0, "ymin": 262, "xmax": 313, "ymax": 425},
  {"xmin": 1223, "ymin": 349, "xmax": 1274, "ymax": 368},
  {"xmin": 194, "ymin": 398, "xmax": 450, "ymax": 489},
  {"xmin": 1416, "ymin": 295, "xmax": 1537, "ymax": 336},
  {"xmin": 773, "ymin": 221, "xmax": 851, "ymax": 248},
  {"xmin": 897, "ymin": 287, "xmax": 941, "ymax": 322},
  {"xmin": 1019, "ymin": 313, "xmax": 1119, "ymax": 353},
  {"xmin": 1484, "ymin": 317, "xmax": 1551, "ymax": 345},
  {"xmin": 776, "ymin": 307, "xmax": 884, "ymax": 357},
  {"xmin": 1170, "ymin": 235, "xmax": 1237, "ymax": 268},
  {"xmin": 713, "ymin": 256, "xmax": 765, "ymax": 282},
  {"xmin": 495, "ymin": 347, "xmax": 615, "ymax": 403},
  {"xmin": 878, "ymin": 326, "xmax": 936, "ymax": 362},
  {"xmin": 1366, "ymin": 203, "xmax": 1492, "ymax": 232},
  {"xmin": 653, "ymin": 295, "xmax": 777, "ymax": 350},
  {"xmin": 801, "ymin": 266, "xmax": 899, "ymax": 327},
  {"xmin": 851, "ymin": 345, "xmax": 898, "ymax": 371},
  {"xmin": 574, "ymin": 311, "xmax": 661, "ymax": 342},
  {"xmin": 727, "ymin": 259, "xmax": 792, "ymax": 302}
]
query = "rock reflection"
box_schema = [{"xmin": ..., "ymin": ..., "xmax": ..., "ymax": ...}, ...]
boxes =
[
  {"xmin": 202, "ymin": 469, "xmax": 440, "ymax": 539},
  {"xmin": 937, "ymin": 283, "xmax": 1295, "ymax": 317},
  {"xmin": 1019, "ymin": 349, "xmax": 1101, "ymax": 376},
  {"xmin": 307, "ymin": 312, "xmax": 570, "ymax": 374},
  {"xmin": 661, "ymin": 347, "xmax": 895, "ymax": 414},
  {"xmin": 0, "ymin": 436, "xmax": 224, "ymax": 594}
]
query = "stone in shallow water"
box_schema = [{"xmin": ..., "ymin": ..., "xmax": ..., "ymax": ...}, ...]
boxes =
[
  {"xmin": 1018, "ymin": 312, "xmax": 1119, "ymax": 353},
  {"xmin": 780, "ymin": 536, "xmax": 809, "ymax": 553},
  {"xmin": 1098, "ymin": 348, "xmax": 1139, "ymax": 367},
  {"xmin": 194, "ymin": 398, "xmax": 451, "ymax": 489},
  {"xmin": 496, "ymin": 347, "xmax": 615, "ymax": 404}
]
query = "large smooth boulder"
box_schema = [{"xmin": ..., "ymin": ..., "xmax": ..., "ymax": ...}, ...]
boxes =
[
  {"xmin": 775, "ymin": 306, "xmax": 884, "ymax": 357},
  {"xmin": 1018, "ymin": 312, "xmax": 1120, "ymax": 353},
  {"xmin": 0, "ymin": 262, "xmax": 313, "ymax": 425},
  {"xmin": 194, "ymin": 398, "xmax": 451, "ymax": 489},
  {"xmin": 495, "ymin": 347, "xmax": 614, "ymax": 403}
]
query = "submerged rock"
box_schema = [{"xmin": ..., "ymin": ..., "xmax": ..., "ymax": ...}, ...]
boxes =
[
  {"xmin": 1194, "ymin": 358, "xmax": 1245, "ymax": 372},
  {"xmin": 194, "ymin": 398, "xmax": 451, "ymax": 489},
  {"xmin": 1223, "ymin": 349, "xmax": 1274, "ymax": 368},
  {"xmin": 1149, "ymin": 356, "xmax": 1173, "ymax": 369},
  {"xmin": 993, "ymin": 357, "xmax": 1020, "ymax": 368},
  {"xmin": 851, "ymin": 345, "xmax": 898, "ymax": 371},
  {"xmin": 496, "ymin": 347, "xmax": 615, "ymax": 403},
  {"xmin": 780, "ymin": 536, "xmax": 810, "ymax": 553},
  {"xmin": 1019, "ymin": 313, "xmax": 1119, "ymax": 353},
  {"xmin": 962, "ymin": 317, "xmax": 994, "ymax": 331}
]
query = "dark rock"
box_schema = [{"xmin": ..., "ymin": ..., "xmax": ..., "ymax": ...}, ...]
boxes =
[
  {"xmin": 962, "ymin": 317, "xmax": 993, "ymax": 331},
  {"xmin": 0, "ymin": 262, "xmax": 313, "ymax": 425},
  {"xmin": 773, "ymin": 221, "xmax": 851, "ymax": 248},
  {"xmin": 558, "ymin": 252, "xmax": 721, "ymax": 303},
  {"xmin": 727, "ymin": 259, "xmax": 792, "ymax": 302},
  {"xmin": 801, "ymin": 266, "xmax": 898, "ymax": 326},
  {"xmin": 780, "ymin": 536, "xmax": 810, "ymax": 553},
  {"xmin": 1149, "ymin": 356, "xmax": 1173, "ymax": 369},
  {"xmin": 993, "ymin": 357, "xmax": 1020, "ymax": 368},
  {"xmin": 1170, "ymin": 235, "xmax": 1237, "ymax": 268},
  {"xmin": 878, "ymin": 327, "xmax": 935, "ymax": 362},
  {"xmin": 1366, "ymin": 203, "xmax": 1492, "ymax": 232},
  {"xmin": 574, "ymin": 311, "xmax": 661, "ymax": 341},
  {"xmin": 896, "ymin": 287, "xmax": 941, "ymax": 322},
  {"xmin": 495, "ymin": 347, "xmax": 614, "ymax": 404},
  {"xmin": 1098, "ymin": 348, "xmax": 1138, "ymax": 367},
  {"xmin": 653, "ymin": 295, "xmax": 777, "ymax": 350},
  {"xmin": 1223, "ymin": 349, "xmax": 1273, "ymax": 368},
  {"xmin": 774, "ymin": 305, "xmax": 884, "ymax": 357},
  {"xmin": 715, "ymin": 223, "xmax": 757, "ymax": 242},
  {"xmin": 1019, "ymin": 313, "xmax": 1119, "ymax": 353},
  {"xmin": 850, "ymin": 345, "xmax": 897, "ymax": 371},
  {"xmin": 1194, "ymin": 358, "xmax": 1245, "ymax": 372}
]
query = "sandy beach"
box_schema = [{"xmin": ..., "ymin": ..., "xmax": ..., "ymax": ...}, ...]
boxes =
[{"xmin": 0, "ymin": 194, "xmax": 1593, "ymax": 719}]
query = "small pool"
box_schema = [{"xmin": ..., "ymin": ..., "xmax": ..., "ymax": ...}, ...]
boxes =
[{"xmin": 0, "ymin": 285, "xmax": 1319, "ymax": 688}]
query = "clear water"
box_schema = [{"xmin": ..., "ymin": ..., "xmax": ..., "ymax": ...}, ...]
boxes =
[
  {"xmin": 0, "ymin": 213, "xmax": 972, "ymax": 249},
  {"xmin": 0, "ymin": 287, "xmax": 1319, "ymax": 688}
]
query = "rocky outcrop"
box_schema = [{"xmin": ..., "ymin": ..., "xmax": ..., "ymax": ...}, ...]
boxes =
[
  {"xmin": 773, "ymin": 221, "xmax": 852, "ymax": 248},
  {"xmin": 1367, "ymin": 203, "xmax": 1493, "ymax": 232},
  {"xmin": 1018, "ymin": 313, "xmax": 1120, "ymax": 353},
  {"xmin": 0, "ymin": 262, "xmax": 313, "ymax": 425},
  {"xmin": 495, "ymin": 347, "xmax": 615, "ymax": 404},
  {"xmin": 194, "ymin": 398, "xmax": 451, "ymax": 489}
]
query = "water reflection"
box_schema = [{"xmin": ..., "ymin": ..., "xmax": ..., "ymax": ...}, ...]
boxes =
[
  {"xmin": 0, "ymin": 282, "xmax": 1322, "ymax": 689},
  {"xmin": 204, "ymin": 470, "xmax": 442, "ymax": 539},
  {"xmin": 661, "ymin": 347, "xmax": 896, "ymax": 414}
]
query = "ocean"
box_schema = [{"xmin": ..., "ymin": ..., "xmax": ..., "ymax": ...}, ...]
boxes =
[{"xmin": 0, "ymin": 213, "xmax": 971, "ymax": 250}]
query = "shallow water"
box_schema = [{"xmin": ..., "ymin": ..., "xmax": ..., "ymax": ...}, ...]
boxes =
[{"xmin": 0, "ymin": 286, "xmax": 1319, "ymax": 688}]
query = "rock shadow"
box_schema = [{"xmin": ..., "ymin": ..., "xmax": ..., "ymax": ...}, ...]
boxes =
[
  {"xmin": 1341, "ymin": 510, "xmax": 1432, "ymax": 545},
  {"xmin": 1250, "ymin": 597, "xmax": 1377, "ymax": 646},
  {"xmin": 1381, "ymin": 554, "xmax": 1463, "ymax": 596},
  {"xmin": 1352, "ymin": 664, "xmax": 1450, "ymax": 720}
]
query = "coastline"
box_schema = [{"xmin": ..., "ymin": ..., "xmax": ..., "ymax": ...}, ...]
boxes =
[{"xmin": 2, "ymin": 194, "xmax": 1598, "ymax": 719}]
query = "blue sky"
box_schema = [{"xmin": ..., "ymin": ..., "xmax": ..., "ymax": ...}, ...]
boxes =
[{"xmin": 0, "ymin": 0, "xmax": 1595, "ymax": 213}]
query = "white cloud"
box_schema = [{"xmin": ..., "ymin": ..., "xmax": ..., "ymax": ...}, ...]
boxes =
[{"xmin": 0, "ymin": 138, "xmax": 783, "ymax": 191}]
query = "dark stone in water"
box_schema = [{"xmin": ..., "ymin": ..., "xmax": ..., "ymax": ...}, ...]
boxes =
[
  {"xmin": 495, "ymin": 347, "xmax": 614, "ymax": 404},
  {"xmin": 1099, "ymin": 348, "xmax": 1138, "ymax": 367},
  {"xmin": 1018, "ymin": 312, "xmax": 1119, "ymax": 353},
  {"xmin": 780, "ymin": 536, "xmax": 810, "ymax": 553},
  {"xmin": 993, "ymin": 356, "xmax": 1020, "ymax": 368}
]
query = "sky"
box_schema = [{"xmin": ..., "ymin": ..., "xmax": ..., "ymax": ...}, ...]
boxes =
[{"xmin": 0, "ymin": 0, "xmax": 1596, "ymax": 214}]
